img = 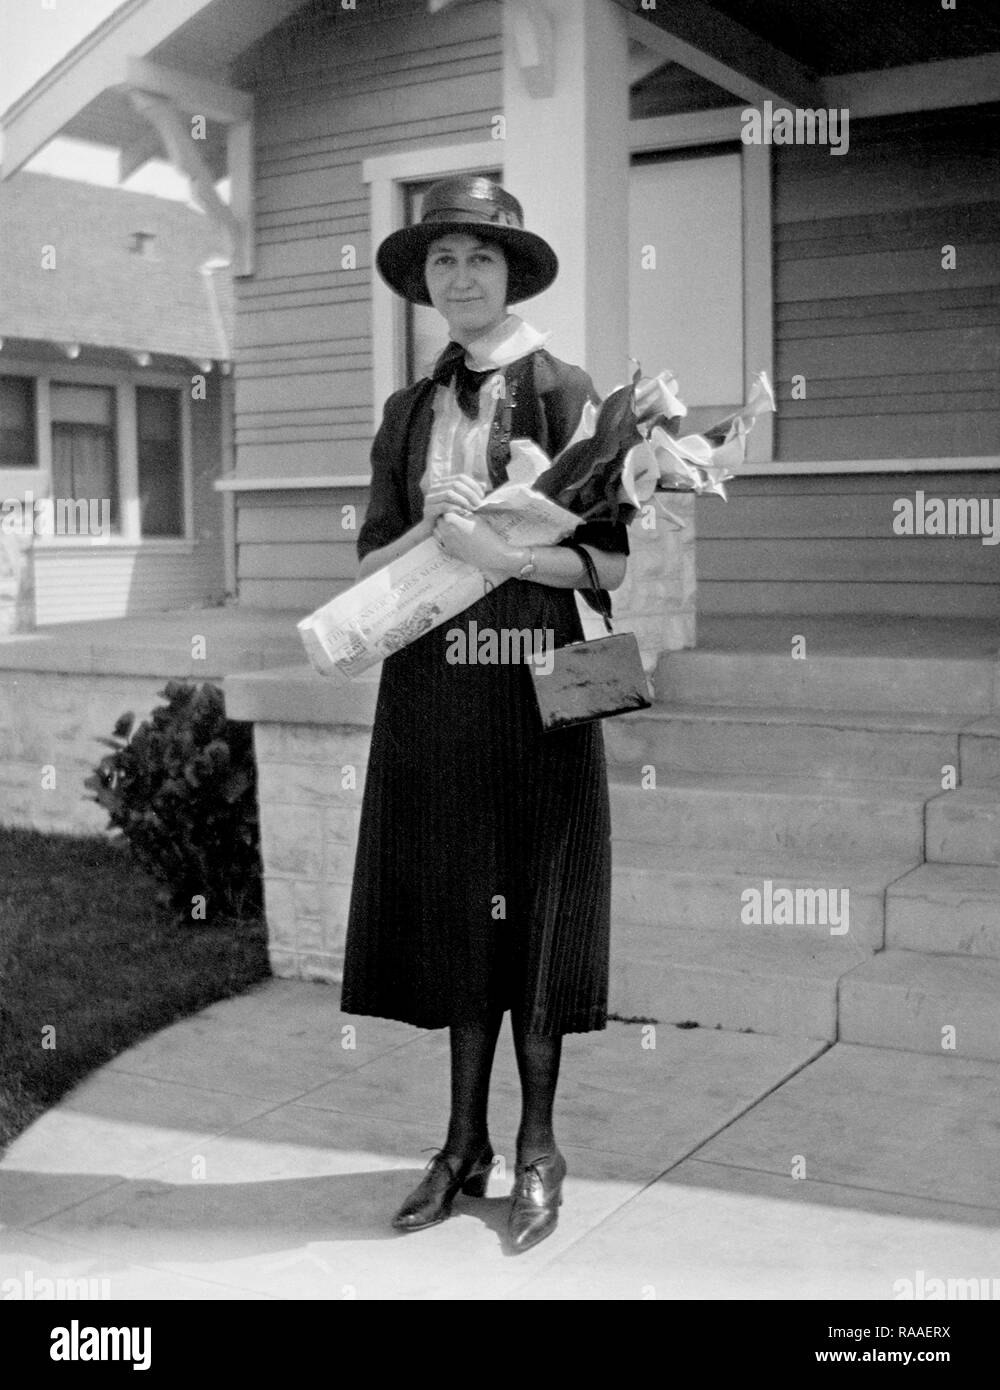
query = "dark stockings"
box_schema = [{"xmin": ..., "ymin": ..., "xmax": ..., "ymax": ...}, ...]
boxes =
[
  {"xmin": 442, "ymin": 1012, "xmax": 503, "ymax": 1162},
  {"xmin": 512, "ymin": 1018, "xmax": 562, "ymax": 1166},
  {"xmin": 442, "ymin": 1011, "xmax": 563, "ymax": 1169}
]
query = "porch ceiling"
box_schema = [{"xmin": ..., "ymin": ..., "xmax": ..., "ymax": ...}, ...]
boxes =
[
  {"xmin": 704, "ymin": 0, "xmax": 1000, "ymax": 74},
  {"xmin": 621, "ymin": 0, "xmax": 1000, "ymax": 79}
]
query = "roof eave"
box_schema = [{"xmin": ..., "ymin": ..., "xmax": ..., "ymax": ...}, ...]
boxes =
[{"xmin": 0, "ymin": 0, "xmax": 305, "ymax": 182}]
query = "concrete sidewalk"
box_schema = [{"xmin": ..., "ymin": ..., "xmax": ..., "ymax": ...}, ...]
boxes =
[{"xmin": 1, "ymin": 979, "xmax": 998, "ymax": 1300}]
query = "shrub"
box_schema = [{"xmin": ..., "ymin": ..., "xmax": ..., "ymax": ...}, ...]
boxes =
[{"xmin": 84, "ymin": 680, "xmax": 263, "ymax": 925}]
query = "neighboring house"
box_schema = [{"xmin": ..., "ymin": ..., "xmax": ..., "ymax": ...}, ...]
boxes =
[
  {"xmin": 2, "ymin": 0, "xmax": 995, "ymax": 623},
  {"xmin": 0, "ymin": 170, "xmax": 233, "ymax": 627}
]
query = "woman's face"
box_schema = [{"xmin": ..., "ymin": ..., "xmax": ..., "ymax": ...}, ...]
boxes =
[{"xmin": 424, "ymin": 234, "xmax": 508, "ymax": 342}]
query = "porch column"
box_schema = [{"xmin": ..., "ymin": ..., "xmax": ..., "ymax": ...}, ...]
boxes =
[
  {"xmin": 502, "ymin": 0, "xmax": 697, "ymax": 670},
  {"xmin": 0, "ymin": 524, "xmax": 35, "ymax": 635},
  {"xmin": 501, "ymin": 0, "xmax": 629, "ymax": 396}
]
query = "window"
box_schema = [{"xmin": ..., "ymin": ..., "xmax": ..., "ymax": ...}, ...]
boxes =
[
  {"xmin": 50, "ymin": 383, "xmax": 120, "ymax": 533},
  {"xmin": 0, "ymin": 375, "xmax": 37, "ymax": 468},
  {"xmin": 136, "ymin": 386, "xmax": 183, "ymax": 537},
  {"xmin": 628, "ymin": 148, "xmax": 745, "ymax": 426},
  {"xmin": 402, "ymin": 171, "xmax": 501, "ymax": 384}
]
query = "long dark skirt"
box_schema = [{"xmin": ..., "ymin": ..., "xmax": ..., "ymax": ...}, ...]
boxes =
[{"xmin": 339, "ymin": 575, "xmax": 612, "ymax": 1036}]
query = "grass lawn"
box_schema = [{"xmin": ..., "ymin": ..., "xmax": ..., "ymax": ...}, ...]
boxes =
[{"xmin": 0, "ymin": 824, "xmax": 271, "ymax": 1154}]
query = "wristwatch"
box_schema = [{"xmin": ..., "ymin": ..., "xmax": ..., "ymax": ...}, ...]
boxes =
[{"xmin": 517, "ymin": 547, "xmax": 537, "ymax": 580}]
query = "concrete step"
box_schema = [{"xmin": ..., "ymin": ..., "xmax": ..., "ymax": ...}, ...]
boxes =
[
  {"xmin": 610, "ymin": 923, "xmax": 866, "ymax": 1040},
  {"xmin": 961, "ymin": 717, "xmax": 1000, "ymax": 784},
  {"xmin": 654, "ymin": 649, "xmax": 996, "ymax": 715},
  {"xmin": 839, "ymin": 949, "xmax": 1000, "ymax": 1061},
  {"xmin": 611, "ymin": 844, "xmax": 916, "ymax": 949},
  {"xmin": 886, "ymin": 863, "xmax": 1000, "ymax": 957},
  {"xmin": 925, "ymin": 784, "xmax": 1000, "ymax": 866},
  {"xmin": 610, "ymin": 771, "xmax": 929, "ymax": 863},
  {"xmin": 603, "ymin": 703, "xmax": 964, "ymax": 782}
]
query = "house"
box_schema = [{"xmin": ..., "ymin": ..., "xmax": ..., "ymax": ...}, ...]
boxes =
[
  {"xmin": 0, "ymin": 171, "xmax": 234, "ymax": 627},
  {"xmin": 3, "ymin": 0, "xmax": 997, "ymax": 618},
  {"xmin": 1, "ymin": 0, "xmax": 998, "ymax": 1050}
]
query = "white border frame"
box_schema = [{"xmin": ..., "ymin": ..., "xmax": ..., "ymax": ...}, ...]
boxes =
[{"xmin": 0, "ymin": 358, "xmax": 196, "ymax": 548}]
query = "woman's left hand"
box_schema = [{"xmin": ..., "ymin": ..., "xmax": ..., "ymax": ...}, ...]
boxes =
[{"xmin": 434, "ymin": 512, "xmax": 515, "ymax": 574}]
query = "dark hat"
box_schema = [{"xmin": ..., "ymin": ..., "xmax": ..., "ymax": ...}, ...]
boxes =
[{"xmin": 375, "ymin": 174, "xmax": 558, "ymax": 306}]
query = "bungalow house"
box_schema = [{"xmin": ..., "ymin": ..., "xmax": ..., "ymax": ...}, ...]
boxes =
[
  {"xmin": 1, "ymin": 0, "xmax": 998, "ymax": 1050},
  {"xmin": 0, "ymin": 170, "xmax": 234, "ymax": 627}
]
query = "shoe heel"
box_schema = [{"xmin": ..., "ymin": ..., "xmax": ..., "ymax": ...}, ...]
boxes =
[{"xmin": 461, "ymin": 1166, "xmax": 492, "ymax": 1198}]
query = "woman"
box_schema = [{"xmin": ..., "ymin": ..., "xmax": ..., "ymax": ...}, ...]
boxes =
[{"xmin": 340, "ymin": 175, "xmax": 631, "ymax": 1254}]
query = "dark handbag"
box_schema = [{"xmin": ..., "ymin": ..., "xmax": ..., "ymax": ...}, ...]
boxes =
[{"xmin": 529, "ymin": 541, "xmax": 652, "ymax": 731}]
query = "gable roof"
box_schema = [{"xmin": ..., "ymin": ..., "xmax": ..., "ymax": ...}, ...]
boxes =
[{"xmin": 0, "ymin": 170, "xmax": 233, "ymax": 361}]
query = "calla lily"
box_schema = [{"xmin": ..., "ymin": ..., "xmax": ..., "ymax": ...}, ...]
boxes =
[
  {"xmin": 747, "ymin": 371, "xmax": 776, "ymax": 418},
  {"xmin": 617, "ymin": 439, "xmax": 660, "ymax": 510},
  {"xmin": 635, "ymin": 369, "xmax": 688, "ymax": 425}
]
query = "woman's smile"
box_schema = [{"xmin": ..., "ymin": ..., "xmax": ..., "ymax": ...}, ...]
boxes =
[{"xmin": 425, "ymin": 233, "xmax": 509, "ymax": 343}]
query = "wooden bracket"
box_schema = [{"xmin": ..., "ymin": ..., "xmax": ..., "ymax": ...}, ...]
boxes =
[{"xmin": 123, "ymin": 57, "xmax": 254, "ymax": 277}]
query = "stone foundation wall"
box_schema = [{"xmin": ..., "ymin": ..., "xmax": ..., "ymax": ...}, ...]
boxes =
[
  {"xmin": 254, "ymin": 723, "xmax": 370, "ymax": 984},
  {"xmin": 614, "ymin": 494, "xmax": 696, "ymax": 669},
  {"xmin": 0, "ymin": 671, "xmax": 170, "ymax": 835}
]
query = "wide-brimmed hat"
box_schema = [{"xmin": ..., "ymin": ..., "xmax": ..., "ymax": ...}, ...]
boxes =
[{"xmin": 375, "ymin": 174, "xmax": 558, "ymax": 306}]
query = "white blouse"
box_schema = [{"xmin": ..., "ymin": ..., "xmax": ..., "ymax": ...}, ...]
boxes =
[{"xmin": 420, "ymin": 314, "xmax": 551, "ymax": 496}]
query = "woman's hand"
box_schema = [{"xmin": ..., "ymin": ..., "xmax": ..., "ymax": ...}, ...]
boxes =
[
  {"xmin": 433, "ymin": 512, "xmax": 516, "ymax": 574},
  {"xmin": 423, "ymin": 473, "xmax": 487, "ymax": 523}
]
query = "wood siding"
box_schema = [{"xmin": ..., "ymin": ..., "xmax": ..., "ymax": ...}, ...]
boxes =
[
  {"xmin": 231, "ymin": 0, "xmax": 501, "ymax": 610},
  {"xmin": 696, "ymin": 472, "xmax": 1000, "ymax": 617},
  {"xmin": 773, "ymin": 104, "xmax": 1000, "ymax": 462},
  {"xmin": 707, "ymin": 106, "xmax": 1000, "ymax": 619},
  {"xmin": 236, "ymin": 486, "xmax": 368, "ymax": 611}
]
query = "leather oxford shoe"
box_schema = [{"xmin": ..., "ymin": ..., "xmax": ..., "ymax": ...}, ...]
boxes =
[
  {"xmin": 507, "ymin": 1150, "xmax": 567, "ymax": 1253},
  {"xmin": 391, "ymin": 1144, "xmax": 494, "ymax": 1232}
]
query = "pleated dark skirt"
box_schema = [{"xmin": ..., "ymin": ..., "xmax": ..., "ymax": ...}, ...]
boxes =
[{"xmin": 339, "ymin": 575, "xmax": 612, "ymax": 1036}]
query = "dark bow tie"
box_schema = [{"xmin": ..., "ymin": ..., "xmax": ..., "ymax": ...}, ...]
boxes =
[{"xmin": 430, "ymin": 340, "xmax": 497, "ymax": 419}]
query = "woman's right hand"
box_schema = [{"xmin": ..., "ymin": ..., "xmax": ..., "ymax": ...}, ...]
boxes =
[{"xmin": 423, "ymin": 473, "xmax": 487, "ymax": 523}]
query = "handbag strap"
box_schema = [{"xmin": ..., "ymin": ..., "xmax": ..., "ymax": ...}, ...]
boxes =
[{"xmin": 564, "ymin": 540, "xmax": 613, "ymax": 635}]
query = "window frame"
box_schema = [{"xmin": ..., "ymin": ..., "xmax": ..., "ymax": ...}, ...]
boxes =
[
  {"xmin": 362, "ymin": 141, "xmax": 500, "ymax": 427},
  {"xmin": 629, "ymin": 109, "xmax": 774, "ymax": 465},
  {"xmin": 0, "ymin": 360, "xmax": 194, "ymax": 549}
]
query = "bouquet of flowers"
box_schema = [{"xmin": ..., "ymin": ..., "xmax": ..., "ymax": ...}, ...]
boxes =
[{"xmin": 524, "ymin": 364, "xmax": 776, "ymax": 524}]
